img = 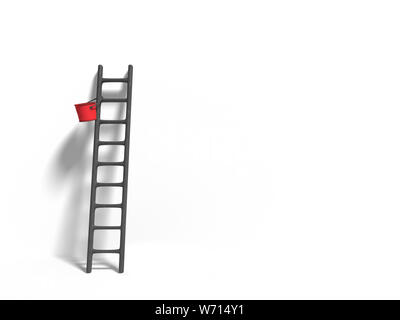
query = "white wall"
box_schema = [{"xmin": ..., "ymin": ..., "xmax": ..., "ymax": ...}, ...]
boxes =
[{"xmin": 1, "ymin": 0, "xmax": 400, "ymax": 299}]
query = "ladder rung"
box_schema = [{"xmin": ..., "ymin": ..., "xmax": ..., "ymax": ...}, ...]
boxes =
[
  {"xmin": 93, "ymin": 226, "xmax": 121, "ymax": 230},
  {"xmin": 95, "ymin": 204, "xmax": 122, "ymax": 208},
  {"xmin": 102, "ymin": 78, "xmax": 128, "ymax": 83},
  {"xmin": 92, "ymin": 249, "xmax": 120, "ymax": 254},
  {"xmin": 99, "ymin": 120, "xmax": 126, "ymax": 124},
  {"xmin": 98, "ymin": 141, "xmax": 125, "ymax": 146},
  {"xmin": 96, "ymin": 182, "xmax": 124, "ymax": 187},
  {"xmin": 102, "ymin": 98, "xmax": 128, "ymax": 103},
  {"xmin": 97, "ymin": 161, "xmax": 125, "ymax": 166}
]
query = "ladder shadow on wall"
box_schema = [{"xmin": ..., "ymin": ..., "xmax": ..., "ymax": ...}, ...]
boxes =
[{"xmin": 50, "ymin": 73, "xmax": 128, "ymax": 272}]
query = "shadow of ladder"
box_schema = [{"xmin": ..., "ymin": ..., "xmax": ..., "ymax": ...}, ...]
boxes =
[{"xmin": 86, "ymin": 64, "xmax": 133, "ymax": 273}]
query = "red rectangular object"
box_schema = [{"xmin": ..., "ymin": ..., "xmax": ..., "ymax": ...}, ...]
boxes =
[{"xmin": 75, "ymin": 102, "xmax": 97, "ymax": 122}]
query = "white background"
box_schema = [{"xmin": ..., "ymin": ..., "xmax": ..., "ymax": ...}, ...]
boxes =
[{"xmin": 1, "ymin": 0, "xmax": 400, "ymax": 299}]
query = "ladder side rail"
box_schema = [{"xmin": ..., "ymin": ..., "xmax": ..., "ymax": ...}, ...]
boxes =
[
  {"xmin": 86, "ymin": 64, "xmax": 103, "ymax": 273},
  {"xmin": 118, "ymin": 65, "xmax": 133, "ymax": 273}
]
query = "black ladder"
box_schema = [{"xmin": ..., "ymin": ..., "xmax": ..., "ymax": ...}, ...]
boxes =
[{"xmin": 86, "ymin": 65, "xmax": 133, "ymax": 273}]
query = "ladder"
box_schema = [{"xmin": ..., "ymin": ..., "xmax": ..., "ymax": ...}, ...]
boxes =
[{"xmin": 86, "ymin": 65, "xmax": 133, "ymax": 273}]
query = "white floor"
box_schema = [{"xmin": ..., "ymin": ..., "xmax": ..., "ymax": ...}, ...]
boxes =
[{"xmin": 3, "ymin": 235, "xmax": 400, "ymax": 300}]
